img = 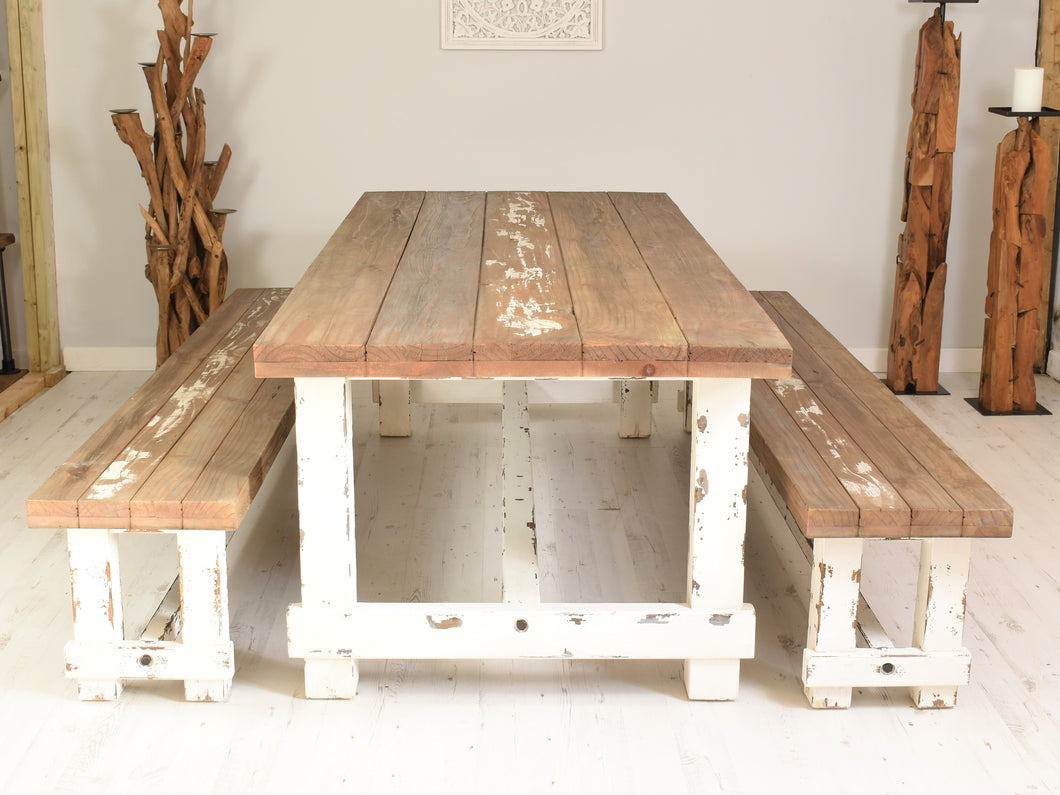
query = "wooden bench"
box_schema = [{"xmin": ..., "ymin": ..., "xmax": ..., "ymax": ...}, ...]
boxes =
[
  {"xmin": 26, "ymin": 288, "xmax": 293, "ymax": 701},
  {"xmin": 747, "ymin": 291, "xmax": 1013, "ymax": 709}
]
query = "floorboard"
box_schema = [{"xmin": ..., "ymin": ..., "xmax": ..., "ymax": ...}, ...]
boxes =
[{"xmin": 0, "ymin": 371, "xmax": 1057, "ymax": 793}]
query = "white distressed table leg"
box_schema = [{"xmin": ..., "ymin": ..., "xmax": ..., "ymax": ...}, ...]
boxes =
[
  {"xmin": 910, "ymin": 538, "xmax": 972, "ymax": 708},
  {"xmin": 67, "ymin": 529, "xmax": 124, "ymax": 700},
  {"xmin": 680, "ymin": 381, "xmax": 693, "ymax": 433},
  {"xmin": 177, "ymin": 530, "xmax": 232, "ymax": 701},
  {"xmin": 683, "ymin": 377, "xmax": 752, "ymax": 700},
  {"xmin": 619, "ymin": 380, "xmax": 654, "ymax": 438},
  {"xmin": 293, "ymin": 377, "xmax": 359, "ymax": 698},
  {"xmin": 501, "ymin": 381, "xmax": 540, "ymax": 604},
  {"xmin": 378, "ymin": 380, "xmax": 412, "ymax": 437},
  {"xmin": 803, "ymin": 538, "xmax": 864, "ymax": 708}
]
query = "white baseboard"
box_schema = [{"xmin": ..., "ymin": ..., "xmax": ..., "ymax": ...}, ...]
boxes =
[
  {"xmin": 63, "ymin": 347, "xmax": 155, "ymax": 371},
  {"xmin": 61, "ymin": 346, "xmax": 989, "ymax": 378},
  {"xmin": 848, "ymin": 348, "xmax": 982, "ymax": 375}
]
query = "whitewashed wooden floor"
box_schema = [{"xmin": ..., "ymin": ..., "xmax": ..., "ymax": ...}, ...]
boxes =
[{"xmin": 1, "ymin": 371, "xmax": 1058, "ymax": 793}]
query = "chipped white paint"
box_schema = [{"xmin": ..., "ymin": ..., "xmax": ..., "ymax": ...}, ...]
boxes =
[
  {"xmin": 178, "ymin": 530, "xmax": 233, "ymax": 701},
  {"xmin": 684, "ymin": 377, "xmax": 755, "ymax": 700},
  {"xmin": 292, "ymin": 377, "xmax": 359, "ymax": 698},
  {"xmin": 378, "ymin": 380, "xmax": 412, "ymax": 437},
  {"xmin": 498, "ymin": 296, "xmax": 564, "ymax": 337},
  {"xmin": 804, "ymin": 538, "xmax": 864, "ymax": 709},
  {"xmin": 86, "ymin": 450, "xmax": 153, "ymax": 499},
  {"xmin": 67, "ymin": 528, "xmax": 124, "ymax": 700},
  {"xmin": 501, "ymin": 381, "xmax": 540, "ymax": 604},
  {"xmin": 288, "ymin": 603, "xmax": 756, "ymax": 660},
  {"xmin": 771, "ymin": 378, "xmax": 808, "ymax": 397},
  {"xmin": 619, "ymin": 380, "xmax": 655, "ymax": 438}
]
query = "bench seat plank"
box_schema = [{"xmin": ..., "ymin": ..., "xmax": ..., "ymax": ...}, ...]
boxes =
[
  {"xmin": 26, "ymin": 289, "xmax": 291, "ymax": 530},
  {"xmin": 473, "ymin": 192, "xmax": 581, "ymax": 375},
  {"xmin": 749, "ymin": 381, "xmax": 859, "ymax": 536},
  {"xmin": 751, "ymin": 291, "xmax": 1012, "ymax": 539},
  {"xmin": 761, "ymin": 376, "xmax": 912, "ymax": 536}
]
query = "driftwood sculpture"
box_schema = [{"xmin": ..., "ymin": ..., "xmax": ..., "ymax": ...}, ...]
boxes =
[
  {"xmin": 979, "ymin": 117, "xmax": 1049, "ymax": 413},
  {"xmin": 886, "ymin": 8, "xmax": 961, "ymax": 394},
  {"xmin": 111, "ymin": 0, "xmax": 232, "ymax": 366}
]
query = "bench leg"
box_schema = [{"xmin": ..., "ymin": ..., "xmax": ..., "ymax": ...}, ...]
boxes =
[
  {"xmin": 804, "ymin": 538, "xmax": 864, "ymax": 709},
  {"xmin": 67, "ymin": 529, "xmax": 124, "ymax": 701},
  {"xmin": 683, "ymin": 378, "xmax": 753, "ymax": 700},
  {"xmin": 294, "ymin": 377, "xmax": 360, "ymax": 698},
  {"xmin": 177, "ymin": 530, "xmax": 232, "ymax": 701},
  {"xmin": 618, "ymin": 380, "xmax": 654, "ymax": 438},
  {"xmin": 910, "ymin": 538, "xmax": 972, "ymax": 709},
  {"xmin": 378, "ymin": 380, "xmax": 412, "ymax": 437}
]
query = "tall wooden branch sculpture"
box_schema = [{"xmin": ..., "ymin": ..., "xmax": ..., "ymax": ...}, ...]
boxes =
[
  {"xmin": 111, "ymin": 0, "xmax": 233, "ymax": 367},
  {"xmin": 979, "ymin": 117, "xmax": 1050, "ymax": 413},
  {"xmin": 886, "ymin": 8, "xmax": 961, "ymax": 394}
]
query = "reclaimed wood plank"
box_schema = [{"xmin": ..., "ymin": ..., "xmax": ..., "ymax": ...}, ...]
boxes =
[
  {"xmin": 75, "ymin": 290, "xmax": 288, "ymax": 529},
  {"xmin": 182, "ymin": 378, "xmax": 294, "ymax": 530},
  {"xmin": 749, "ymin": 381, "xmax": 859, "ymax": 537},
  {"xmin": 473, "ymin": 192, "xmax": 581, "ymax": 368},
  {"xmin": 757, "ymin": 291, "xmax": 1012, "ymax": 537},
  {"xmin": 25, "ymin": 289, "xmax": 263, "ymax": 528},
  {"xmin": 365, "ymin": 192, "xmax": 485, "ymax": 373},
  {"xmin": 253, "ymin": 192, "xmax": 424, "ymax": 376},
  {"xmin": 762, "ymin": 376, "xmax": 911, "ymax": 536},
  {"xmin": 754, "ymin": 292, "xmax": 964, "ymax": 534},
  {"xmin": 548, "ymin": 192, "xmax": 688, "ymax": 375},
  {"xmin": 610, "ymin": 193, "xmax": 790, "ymax": 376}
]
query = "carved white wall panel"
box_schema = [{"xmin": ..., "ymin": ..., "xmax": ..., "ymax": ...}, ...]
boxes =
[{"xmin": 442, "ymin": 0, "xmax": 602, "ymax": 50}]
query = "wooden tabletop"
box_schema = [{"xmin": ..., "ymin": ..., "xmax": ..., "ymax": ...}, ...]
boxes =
[{"xmin": 253, "ymin": 192, "xmax": 792, "ymax": 380}]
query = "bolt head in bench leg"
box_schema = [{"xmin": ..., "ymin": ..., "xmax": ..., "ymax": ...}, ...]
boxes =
[
  {"xmin": 805, "ymin": 685, "xmax": 852, "ymax": 709},
  {"xmin": 911, "ymin": 685, "xmax": 958, "ymax": 709},
  {"xmin": 683, "ymin": 659, "xmax": 740, "ymax": 701},
  {"xmin": 76, "ymin": 679, "xmax": 123, "ymax": 701},
  {"xmin": 304, "ymin": 657, "xmax": 359, "ymax": 699}
]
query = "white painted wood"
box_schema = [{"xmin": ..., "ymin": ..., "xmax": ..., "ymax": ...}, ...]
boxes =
[
  {"xmin": 138, "ymin": 577, "xmax": 182, "ymax": 642},
  {"xmin": 64, "ymin": 640, "xmax": 234, "ymax": 681},
  {"xmin": 287, "ymin": 603, "xmax": 756, "ymax": 659},
  {"xmin": 804, "ymin": 538, "xmax": 864, "ymax": 708},
  {"xmin": 911, "ymin": 538, "xmax": 972, "ymax": 708},
  {"xmin": 292, "ymin": 377, "xmax": 359, "ymax": 698},
  {"xmin": 618, "ymin": 380, "xmax": 654, "ymax": 438},
  {"xmin": 411, "ymin": 379, "xmax": 617, "ymax": 405},
  {"xmin": 66, "ymin": 528, "xmax": 124, "ymax": 700},
  {"xmin": 501, "ymin": 381, "xmax": 539, "ymax": 604},
  {"xmin": 684, "ymin": 377, "xmax": 754, "ymax": 700},
  {"xmin": 177, "ymin": 530, "xmax": 233, "ymax": 701},
  {"xmin": 378, "ymin": 380, "xmax": 412, "ymax": 437},
  {"xmin": 803, "ymin": 647, "xmax": 971, "ymax": 689}
]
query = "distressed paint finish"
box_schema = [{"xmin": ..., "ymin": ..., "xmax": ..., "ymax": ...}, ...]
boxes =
[
  {"xmin": 287, "ymin": 603, "xmax": 756, "ymax": 660},
  {"xmin": 292, "ymin": 377, "xmax": 359, "ymax": 698},
  {"xmin": 177, "ymin": 530, "xmax": 233, "ymax": 701},
  {"xmin": 911, "ymin": 538, "xmax": 972, "ymax": 708},
  {"xmin": 618, "ymin": 380, "xmax": 655, "ymax": 439},
  {"xmin": 501, "ymin": 381, "xmax": 540, "ymax": 604},
  {"xmin": 804, "ymin": 538, "xmax": 864, "ymax": 709},
  {"xmin": 684, "ymin": 377, "xmax": 755, "ymax": 700},
  {"xmin": 377, "ymin": 380, "xmax": 412, "ymax": 437},
  {"xmin": 67, "ymin": 528, "xmax": 124, "ymax": 700}
]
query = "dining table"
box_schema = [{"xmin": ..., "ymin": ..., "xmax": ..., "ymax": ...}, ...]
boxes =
[{"xmin": 253, "ymin": 190, "xmax": 791, "ymax": 699}]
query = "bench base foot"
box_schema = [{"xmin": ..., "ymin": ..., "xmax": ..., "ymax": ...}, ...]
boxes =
[
  {"xmin": 304, "ymin": 657, "xmax": 359, "ymax": 699},
  {"xmin": 911, "ymin": 685, "xmax": 958, "ymax": 709},
  {"xmin": 185, "ymin": 679, "xmax": 232, "ymax": 702},
  {"xmin": 805, "ymin": 686, "xmax": 852, "ymax": 709},
  {"xmin": 683, "ymin": 659, "xmax": 740, "ymax": 701},
  {"xmin": 76, "ymin": 679, "xmax": 123, "ymax": 702}
]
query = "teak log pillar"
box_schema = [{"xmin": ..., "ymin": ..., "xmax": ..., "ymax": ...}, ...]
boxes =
[
  {"xmin": 887, "ymin": 8, "xmax": 961, "ymax": 394},
  {"xmin": 112, "ymin": 0, "xmax": 233, "ymax": 367},
  {"xmin": 979, "ymin": 117, "xmax": 1050, "ymax": 413}
]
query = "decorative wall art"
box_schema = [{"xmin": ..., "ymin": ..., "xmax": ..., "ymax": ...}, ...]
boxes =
[{"xmin": 442, "ymin": 0, "xmax": 602, "ymax": 50}]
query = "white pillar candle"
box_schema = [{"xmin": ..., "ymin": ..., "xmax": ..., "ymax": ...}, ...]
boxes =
[{"xmin": 1012, "ymin": 67, "xmax": 1044, "ymax": 114}]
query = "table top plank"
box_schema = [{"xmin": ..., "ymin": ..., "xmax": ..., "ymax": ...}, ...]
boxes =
[
  {"xmin": 366, "ymin": 191, "xmax": 485, "ymax": 372},
  {"xmin": 473, "ymin": 192, "xmax": 581, "ymax": 366},
  {"xmin": 609, "ymin": 193, "xmax": 791, "ymax": 370},
  {"xmin": 548, "ymin": 192, "xmax": 688, "ymax": 374},
  {"xmin": 253, "ymin": 192, "xmax": 425, "ymax": 376}
]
